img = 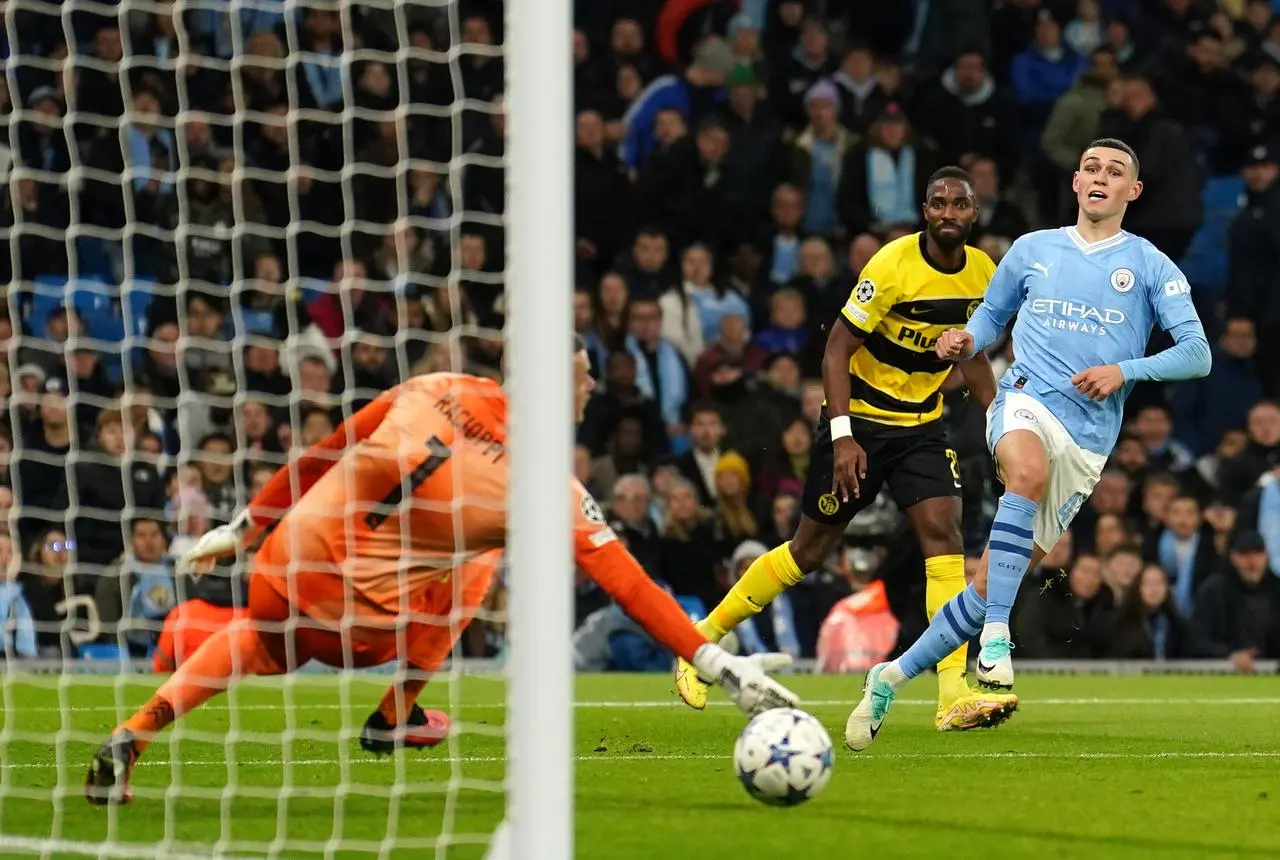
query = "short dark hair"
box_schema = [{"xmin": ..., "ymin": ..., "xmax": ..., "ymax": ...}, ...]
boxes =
[
  {"xmin": 1084, "ymin": 137, "xmax": 1141, "ymax": 177},
  {"xmin": 687, "ymin": 400, "xmax": 722, "ymax": 422},
  {"xmin": 925, "ymin": 166, "xmax": 974, "ymax": 194}
]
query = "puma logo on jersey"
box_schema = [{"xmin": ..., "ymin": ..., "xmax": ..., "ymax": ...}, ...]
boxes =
[{"xmin": 1031, "ymin": 262, "xmax": 1052, "ymax": 278}]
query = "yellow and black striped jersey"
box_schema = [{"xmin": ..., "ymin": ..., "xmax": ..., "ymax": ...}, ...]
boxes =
[{"xmin": 838, "ymin": 232, "xmax": 995, "ymax": 427}]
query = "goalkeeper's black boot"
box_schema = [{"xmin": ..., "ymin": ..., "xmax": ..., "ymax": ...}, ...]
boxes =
[
  {"xmin": 359, "ymin": 704, "xmax": 451, "ymax": 755},
  {"xmin": 85, "ymin": 729, "xmax": 141, "ymax": 806}
]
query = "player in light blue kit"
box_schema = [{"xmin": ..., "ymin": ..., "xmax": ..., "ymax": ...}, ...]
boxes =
[{"xmin": 844, "ymin": 138, "xmax": 1212, "ymax": 750}]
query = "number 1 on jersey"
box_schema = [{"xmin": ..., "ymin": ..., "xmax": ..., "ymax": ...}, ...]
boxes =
[{"xmin": 365, "ymin": 436, "xmax": 452, "ymax": 530}]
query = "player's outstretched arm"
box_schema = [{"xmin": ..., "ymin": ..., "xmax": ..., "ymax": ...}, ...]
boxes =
[
  {"xmin": 964, "ymin": 239, "xmax": 1030, "ymax": 355},
  {"xmin": 573, "ymin": 486, "xmax": 798, "ymax": 716}
]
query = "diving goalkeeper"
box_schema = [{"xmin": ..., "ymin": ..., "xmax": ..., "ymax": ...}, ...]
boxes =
[{"xmin": 85, "ymin": 337, "xmax": 799, "ymax": 805}]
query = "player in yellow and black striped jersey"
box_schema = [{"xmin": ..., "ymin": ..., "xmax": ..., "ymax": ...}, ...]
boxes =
[
  {"xmin": 839, "ymin": 232, "xmax": 993, "ymax": 426},
  {"xmin": 675, "ymin": 167, "xmax": 1019, "ymax": 733}
]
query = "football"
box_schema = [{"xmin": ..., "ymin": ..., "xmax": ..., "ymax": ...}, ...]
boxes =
[{"xmin": 733, "ymin": 708, "xmax": 834, "ymax": 806}]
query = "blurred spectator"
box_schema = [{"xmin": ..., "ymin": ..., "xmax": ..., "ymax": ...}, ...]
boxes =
[
  {"xmin": 1041, "ymin": 47, "xmax": 1119, "ymax": 214},
  {"xmin": 577, "ymin": 351, "xmax": 668, "ymax": 463},
  {"xmin": 1218, "ymin": 400, "xmax": 1280, "ymax": 505},
  {"xmin": 1131, "ymin": 404, "xmax": 1195, "ymax": 474},
  {"xmin": 675, "ymin": 402, "xmax": 726, "ymax": 506},
  {"xmin": 718, "ymin": 66, "xmax": 782, "ymax": 232},
  {"xmin": 1015, "ymin": 553, "xmax": 1114, "ymax": 658},
  {"xmin": 692, "ymin": 313, "xmax": 767, "ymax": 399},
  {"xmin": 606, "ymin": 474, "xmax": 662, "ymax": 579},
  {"xmin": 1171, "ymin": 318, "xmax": 1262, "ymax": 457},
  {"xmin": 771, "ymin": 18, "xmax": 835, "ymax": 129},
  {"xmin": 622, "ymin": 37, "xmax": 733, "ymax": 170},
  {"xmin": 762, "ymin": 183, "xmax": 806, "ymax": 285},
  {"xmin": 0, "ymin": 533, "xmax": 36, "ymax": 659},
  {"xmin": 1226, "ymin": 143, "xmax": 1280, "ymax": 386},
  {"xmin": 1011, "ymin": 12, "xmax": 1086, "ymax": 149},
  {"xmin": 73, "ymin": 410, "xmax": 167, "ymax": 569},
  {"xmin": 636, "ymin": 117, "xmax": 734, "ymax": 250},
  {"xmin": 832, "ymin": 43, "xmax": 889, "ymax": 136},
  {"xmin": 658, "ymin": 477, "xmax": 722, "ymax": 610},
  {"xmin": 1109, "ymin": 564, "xmax": 1204, "ymax": 659},
  {"xmin": 786, "ymin": 79, "xmax": 855, "ymax": 239},
  {"xmin": 1147, "ymin": 493, "xmax": 1219, "ymax": 615},
  {"xmin": 575, "ymin": 110, "xmax": 633, "ymax": 269},
  {"xmin": 1193, "ymin": 529, "xmax": 1280, "ymax": 671},
  {"xmin": 839, "ymin": 103, "xmax": 935, "ymax": 236},
  {"xmin": 15, "ymin": 376, "xmax": 71, "ymax": 551},
  {"xmin": 968, "ymin": 156, "xmax": 1030, "ymax": 244},
  {"xmin": 1074, "ymin": 468, "xmax": 1132, "ymax": 551},
  {"xmin": 1101, "ymin": 545, "xmax": 1143, "ymax": 604},
  {"xmin": 917, "ymin": 51, "xmax": 1020, "ymax": 180},
  {"xmin": 618, "ymin": 228, "xmax": 680, "ymax": 301},
  {"xmin": 1064, "ymin": 0, "xmax": 1105, "ymax": 56},
  {"xmin": 94, "ymin": 518, "xmax": 174, "ymax": 656},
  {"xmin": 19, "ymin": 527, "xmax": 77, "ymax": 656},
  {"xmin": 625, "ymin": 298, "xmax": 689, "ymax": 435},
  {"xmin": 712, "ymin": 451, "xmax": 759, "ymax": 547},
  {"xmin": 1095, "ymin": 73, "xmax": 1203, "ymax": 259}
]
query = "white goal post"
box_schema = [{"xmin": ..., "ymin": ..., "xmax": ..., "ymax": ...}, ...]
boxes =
[{"xmin": 503, "ymin": 0, "xmax": 575, "ymax": 858}]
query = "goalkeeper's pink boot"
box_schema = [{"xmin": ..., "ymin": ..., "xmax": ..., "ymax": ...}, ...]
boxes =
[
  {"xmin": 359, "ymin": 704, "xmax": 451, "ymax": 755},
  {"xmin": 85, "ymin": 729, "xmax": 141, "ymax": 805}
]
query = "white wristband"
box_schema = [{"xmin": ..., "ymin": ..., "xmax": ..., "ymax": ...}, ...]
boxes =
[{"xmin": 829, "ymin": 415, "xmax": 853, "ymax": 440}]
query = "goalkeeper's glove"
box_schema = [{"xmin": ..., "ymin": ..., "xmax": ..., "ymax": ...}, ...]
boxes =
[
  {"xmin": 691, "ymin": 643, "xmax": 799, "ymax": 717},
  {"xmin": 175, "ymin": 510, "xmax": 251, "ymax": 577}
]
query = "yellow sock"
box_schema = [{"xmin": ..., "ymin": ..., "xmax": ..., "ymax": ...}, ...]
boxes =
[
  {"xmin": 926, "ymin": 554, "xmax": 969, "ymax": 701},
  {"xmin": 701, "ymin": 544, "xmax": 806, "ymax": 641}
]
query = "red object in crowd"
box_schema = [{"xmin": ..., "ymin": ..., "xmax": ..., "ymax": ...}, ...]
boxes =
[
  {"xmin": 656, "ymin": 0, "xmax": 735, "ymax": 64},
  {"xmin": 814, "ymin": 580, "xmax": 900, "ymax": 675}
]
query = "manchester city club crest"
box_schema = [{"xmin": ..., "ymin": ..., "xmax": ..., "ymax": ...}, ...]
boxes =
[{"xmin": 1110, "ymin": 268, "xmax": 1135, "ymax": 293}]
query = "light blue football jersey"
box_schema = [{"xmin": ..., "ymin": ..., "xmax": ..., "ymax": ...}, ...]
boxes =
[{"xmin": 966, "ymin": 227, "xmax": 1208, "ymax": 456}]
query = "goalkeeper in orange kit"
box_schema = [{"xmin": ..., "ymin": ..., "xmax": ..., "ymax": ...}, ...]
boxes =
[{"xmin": 85, "ymin": 337, "xmax": 799, "ymax": 805}]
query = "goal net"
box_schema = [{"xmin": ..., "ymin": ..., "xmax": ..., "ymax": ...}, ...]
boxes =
[{"xmin": 0, "ymin": 0, "xmax": 571, "ymax": 855}]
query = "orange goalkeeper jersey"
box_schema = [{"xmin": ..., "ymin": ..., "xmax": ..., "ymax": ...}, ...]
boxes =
[{"xmin": 247, "ymin": 373, "xmax": 706, "ymax": 661}]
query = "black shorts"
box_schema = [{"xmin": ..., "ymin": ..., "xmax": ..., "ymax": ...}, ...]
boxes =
[{"xmin": 801, "ymin": 414, "xmax": 963, "ymax": 525}]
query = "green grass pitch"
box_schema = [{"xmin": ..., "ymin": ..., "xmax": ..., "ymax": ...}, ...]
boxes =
[{"xmin": 0, "ymin": 673, "xmax": 1278, "ymax": 859}]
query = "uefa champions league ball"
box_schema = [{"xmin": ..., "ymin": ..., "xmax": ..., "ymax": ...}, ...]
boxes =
[{"xmin": 733, "ymin": 708, "xmax": 834, "ymax": 806}]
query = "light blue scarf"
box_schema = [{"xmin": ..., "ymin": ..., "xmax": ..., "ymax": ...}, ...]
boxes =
[
  {"xmin": 1146, "ymin": 612, "xmax": 1169, "ymax": 660},
  {"xmin": 1258, "ymin": 473, "xmax": 1280, "ymax": 576},
  {"xmin": 126, "ymin": 125, "xmax": 174, "ymax": 194},
  {"xmin": 866, "ymin": 146, "xmax": 916, "ymax": 225},
  {"xmin": 126, "ymin": 565, "xmax": 176, "ymax": 651},
  {"xmin": 625, "ymin": 334, "xmax": 687, "ymax": 427},
  {"xmin": 303, "ymin": 53, "xmax": 344, "ymax": 108},
  {"xmin": 0, "ymin": 581, "xmax": 36, "ymax": 658},
  {"xmin": 1157, "ymin": 529, "xmax": 1199, "ymax": 615}
]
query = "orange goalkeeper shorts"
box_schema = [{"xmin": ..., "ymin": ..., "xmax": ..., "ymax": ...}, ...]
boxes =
[{"xmin": 247, "ymin": 545, "xmax": 499, "ymax": 672}]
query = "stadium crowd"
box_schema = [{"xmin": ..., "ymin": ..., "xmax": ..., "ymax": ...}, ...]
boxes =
[{"xmin": 1, "ymin": 0, "xmax": 1279, "ymax": 672}]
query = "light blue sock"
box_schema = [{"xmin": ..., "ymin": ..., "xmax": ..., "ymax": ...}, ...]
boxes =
[
  {"xmin": 898, "ymin": 585, "xmax": 986, "ymax": 679},
  {"xmin": 985, "ymin": 493, "xmax": 1039, "ymax": 626}
]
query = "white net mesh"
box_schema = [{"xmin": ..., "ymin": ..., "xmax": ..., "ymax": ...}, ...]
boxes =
[{"xmin": 1, "ymin": 0, "xmax": 511, "ymax": 855}]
